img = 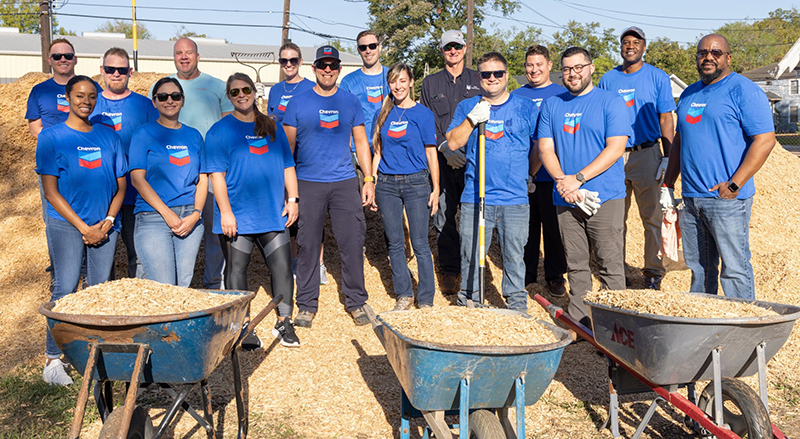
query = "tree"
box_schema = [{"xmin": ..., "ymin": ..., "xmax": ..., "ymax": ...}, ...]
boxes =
[
  {"xmin": 171, "ymin": 25, "xmax": 207, "ymax": 41},
  {"xmin": 549, "ymin": 20, "xmax": 618, "ymax": 83},
  {"xmin": 94, "ymin": 20, "xmax": 153, "ymax": 39},
  {"xmin": 714, "ymin": 7, "xmax": 800, "ymax": 73},
  {"xmin": 644, "ymin": 37, "xmax": 696, "ymax": 85},
  {"xmin": 328, "ymin": 39, "xmax": 358, "ymax": 56},
  {"xmin": 478, "ymin": 25, "xmax": 545, "ymax": 77},
  {"xmin": 0, "ymin": 0, "xmax": 67, "ymax": 34}
]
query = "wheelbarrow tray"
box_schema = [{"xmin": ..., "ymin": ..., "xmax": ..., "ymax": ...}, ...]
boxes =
[
  {"xmin": 586, "ymin": 294, "xmax": 800, "ymax": 386},
  {"xmin": 376, "ymin": 309, "xmax": 573, "ymax": 411},
  {"xmin": 40, "ymin": 290, "xmax": 254, "ymax": 384}
]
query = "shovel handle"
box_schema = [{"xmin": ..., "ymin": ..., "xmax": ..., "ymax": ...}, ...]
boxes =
[{"xmin": 237, "ymin": 294, "xmax": 282, "ymax": 347}]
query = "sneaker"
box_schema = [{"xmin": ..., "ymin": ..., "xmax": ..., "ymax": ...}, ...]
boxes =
[
  {"xmin": 319, "ymin": 263, "xmax": 328, "ymax": 285},
  {"xmin": 645, "ymin": 275, "xmax": 663, "ymax": 290},
  {"xmin": 419, "ymin": 303, "xmax": 433, "ymax": 309},
  {"xmin": 291, "ymin": 258, "xmax": 298, "ymax": 279},
  {"xmin": 547, "ymin": 281, "xmax": 567, "ymax": 298},
  {"xmin": 350, "ymin": 307, "xmax": 370, "ymax": 326},
  {"xmin": 43, "ymin": 358, "xmax": 73, "ymax": 386},
  {"xmin": 241, "ymin": 330, "xmax": 262, "ymax": 351},
  {"xmin": 272, "ymin": 318, "xmax": 300, "ymax": 347},
  {"xmin": 295, "ymin": 310, "xmax": 316, "ymax": 328},
  {"xmin": 393, "ymin": 297, "xmax": 414, "ymax": 311}
]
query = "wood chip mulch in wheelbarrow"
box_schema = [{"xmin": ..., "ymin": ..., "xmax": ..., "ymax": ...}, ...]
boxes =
[{"xmin": 586, "ymin": 289, "xmax": 779, "ymax": 319}]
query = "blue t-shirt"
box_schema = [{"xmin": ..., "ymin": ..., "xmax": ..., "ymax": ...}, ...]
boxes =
[
  {"xmin": 25, "ymin": 78, "xmax": 70, "ymax": 129},
  {"xmin": 448, "ymin": 94, "xmax": 538, "ymax": 206},
  {"xmin": 205, "ymin": 115, "xmax": 296, "ymax": 234},
  {"xmin": 267, "ymin": 78, "xmax": 316, "ymax": 124},
  {"xmin": 35, "ymin": 123, "xmax": 127, "ymax": 228},
  {"xmin": 90, "ymin": 91, "xmax": 159, "ymax": 205},
  {"xmin": 598, "ymin": 63, "xmax": 676, "ymax": 147},
  {"xmin": 282, "ymin": 88, "xmax": 365, "ymax": 183},
  {"xmin": 675, "ymin": 73, "xmax": 773, "ymax": 200},
  {"xmin": 150, "ymin": 73, "xmax": 234, "ymax": 139},
  {"xmin": 537, "ymin": 88, "xmax": 631, "ymax": 207},
  {"xmin": 512, "ymin": 82, "xmax": 568, "ymax": 182},
  {"xmin": 340, "ymin": 67, "xmax": 389, "ymax": 149},
  {"xmin": 373, "ymin": 104, "xmax": 437, "ymax": 175},
  {"xmin": 128, "ymin": 122, "xmax": 205, "ymax": 214}
]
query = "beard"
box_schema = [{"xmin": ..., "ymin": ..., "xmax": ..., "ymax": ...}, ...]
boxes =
[
  {"xmin": 565, "ymin": 75, "xmax": 592, "ymax": 95},
  {"xmin": 698, "ymin": 61, "xmax": 724, "ymax": 84}
]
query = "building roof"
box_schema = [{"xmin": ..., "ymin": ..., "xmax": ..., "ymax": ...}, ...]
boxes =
[
  {"xmin": 742, "ymin": 62, "xmax": 800, "ymax": 82},
  {"xmin": 0, "ymin": 30, "xmax": 362, "ymax": 64}
]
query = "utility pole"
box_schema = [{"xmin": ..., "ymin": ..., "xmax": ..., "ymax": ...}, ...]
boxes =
[
  {"xmin": 39, "ymin": 0, "xmax": 52, "ymax": 73},
  {"xmin": 466, "ymin": 0, "xmax": 474, "ymax": 68},
  {"xmin": 279, "ymin": 0, "xmax": 291, "ymax": 81}
]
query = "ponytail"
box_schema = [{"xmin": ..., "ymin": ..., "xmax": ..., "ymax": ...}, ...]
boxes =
[{"xmin": 372, "ymin": 93, "xmax": 394, "ymax": 156}]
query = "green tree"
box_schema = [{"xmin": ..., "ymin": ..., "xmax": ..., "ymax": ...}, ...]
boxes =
[
  {"xmin": 478, "ymin": 25, "xmax": 544, "ymax": 77},
  {"xmin": 328, "ymin": 39, "xmax": 358, "ymax": 56},
  {"xmin": 713, "ymin": 7, "xmax": 800, "ymax": 73},
  {"xmin": 94, "ymin": 20, "xmax": 153, "ymax": 39},
  {"xmin": 170, "ymin": 25, "xmax": 207, "ymax": 41},
  {"xmin": 549, "ymin": 20, "xmax": 618, "ymax": 84},
  {"xmin": 644, "ymin": 37, "xmax": 696, "ymax": 85},
  {"xmin": 0, "ymin": 0, "xmax": 67, "ymax": 34}
]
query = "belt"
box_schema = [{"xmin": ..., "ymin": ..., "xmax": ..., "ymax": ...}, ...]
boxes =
[{"xmin": 626, "ymin": 140, "xmax": 658, "ymax": 152}]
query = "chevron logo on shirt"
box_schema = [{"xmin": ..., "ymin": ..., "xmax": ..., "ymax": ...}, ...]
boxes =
[
  {"xmin": 248, "ymin": 137, "xmax": 269, "ymax": 155},
  {"xmin": 387, "ymin": 121, "xmax": 407, "ymax": 138},
  {"xmin": 485, "ymin": 121, "xmax": 504, "ymax": 140},
  {"xmin": 367, "ymin": 87, "xmax": 384, "ymax": 104},
  {"xmin": 78, "ymin": 149, "xmax": 101, "ymax": 169},
  {"xmin": 57, "ymin": 96, "xmax": 69, "ymax": 113},
  {"xmin": 622, "ymin": 92, "xmax": 635, "ymax": 107},
  {"xmin": 278, "ymin": 98, "xmax": 290, "ymax": 111},
  {"xmin": 169, "ymin": 149, "xmax": 190, "ymax": 166},
  {"xmin": 100, "ymin": 114, "xmax": 122, "ymax": 131},
  {"xmin": 320, "ymin": 112, "xmax": 339, "ymax": 129},
  {"xmin": 532, "ymin": 98, "xmax": 543, "ymax": 109},
  {"xmin": 686, "ymin": 104, "xmax": 705, "ymax": 125},
  {"xmin": 563, "ymin": 114, "xmax": 581, "ymax": 134}
]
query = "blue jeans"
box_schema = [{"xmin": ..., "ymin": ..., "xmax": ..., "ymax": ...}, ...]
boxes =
[
  {"xmin": 459, "ymin": 203, "xmax": 530, "ymax": 310},
  {"xmin": 681, "ymin": 196, "xmax": 754, "ymax": 300},
  {"xmin": 134, "ymin": 205, "xmax": 204, "ymax": 287},
  {"xmin": 46, "ymin": 218, "xmax": 118, "ymax": 358},
  {"xmin": 375, "ymin": 171, "xmax": 436, "ymax": 306}
]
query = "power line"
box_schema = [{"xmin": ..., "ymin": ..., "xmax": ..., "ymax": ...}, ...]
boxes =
[
  {"xmin": 552, "ymin": 0, "xmax": 767, "ymax": 22},
  {"xmin": 519, "ymin": 2, "xmax": 565, "ymax": 30}
]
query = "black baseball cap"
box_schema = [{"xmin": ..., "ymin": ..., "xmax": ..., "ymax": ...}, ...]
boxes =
[
  {"xmin": 314, "ymin": 45, "xmax": 340, "ymax": 62},
  {"xmin": 620, "ymin": 26, "xmax": 646, "ymax": 42}
]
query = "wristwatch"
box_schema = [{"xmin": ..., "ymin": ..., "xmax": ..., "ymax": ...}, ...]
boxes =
[
  {"xmin": 576, "ymin": 172, "xmax": 586, "ymax": 186},
  {"xmin": 727, "ymin": 180, "xmax": 740, "ymax": 192},
  {"xmin": 287, "ymin": 197, "xmax": 300, "ymax": 203}
]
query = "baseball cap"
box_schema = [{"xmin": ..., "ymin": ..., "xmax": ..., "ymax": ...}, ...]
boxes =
[
  {"xmin": 440, "ymin": 30, "xmax": 466, "ymax": 49},
  {"xmin": 620, "ymin": 26, "xmax": 646, "ymax": 42},
  {"xmin": 314, "ymin": 45, "xmax": 340, "ymax": 62}
]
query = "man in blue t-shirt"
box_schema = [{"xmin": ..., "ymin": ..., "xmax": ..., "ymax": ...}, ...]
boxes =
[
  {"xmin": 512, "ymin": 45, "xmax": 568, "ymax": 298},
  {"xmin": 282, "ymin": 45, "xmax": 375, "ymax": 328},
  {"xmin": 446, "ymin": 51, "xmax": 537, "ymax": 311},
  {"xmin": 662, "ymin": 34, "xmax": 775, "ymax": 301},
  {"xmin": 599, "ymin": 26, "xmax": 676, "ymax": 290},
  {"xmin": 538, "ymin": 47, "xmax": 631, "ymax": 325},
  {"xmin": 91, "ymin": 47, "xmax": 159, "ymax": 279}
]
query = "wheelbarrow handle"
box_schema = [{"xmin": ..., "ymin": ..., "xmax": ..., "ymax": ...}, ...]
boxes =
[
  {"xmin": 237, "ymin": 294, "xmax": 283, "ymax": 347},
  {"xmin": 362, "ymin": 303, "xmax": 386, "ymax": 345}
]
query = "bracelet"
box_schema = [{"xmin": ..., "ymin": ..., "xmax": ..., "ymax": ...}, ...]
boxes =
[
  {"xmin": 104, "ymin": 215, "xmax": 115, "ymax": 224},
  {"xmin": 192, "ymin": 208, "xmax": 202, "ymax": 217},
  {"xmin": 363, "ymin": 176, "xmax": 375, "ymax": 183},
  {"xmin": 287, "ymin": 197, "xmax": 300, "ymax": 203}
]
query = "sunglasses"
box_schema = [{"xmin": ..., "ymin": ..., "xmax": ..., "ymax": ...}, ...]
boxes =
[
  {"xmin": 103, "ymin": 66, "xmax": 130, "ymax": 75},
  {"xmin": 50, "ymin": 53, "xmax": 75, "ymax": 61},
  {"xmin": 155, "ymin": 92, "xmax": 184, "ymax": 102},
  {"xmin": 696, "ymin": 49, "xmax": 729, "ymax": 59},
  {"xmin": 561, "ymin": 63, "xmax": 590, "ymax": 75},
  {"xmin": 279, "ymin": 57, "xmax": 300, "ymax": 66},
  {"xmin": 358, "ymin": 42, "xmax": 378, "ymax": 52},
  {"xmin": 229, "ymin": 87, "xmax": 253, "ymax": 97},
  {"xmin": 479, "ymin": 70, "xmax": 506, "ymax": 80},
  {"xmin": 443, "ymin": 43, "xmax": 464, "ymax": 51},
  {"xmin": 314, "ymin": 60, "xmax": 341, "ymax": 70}
]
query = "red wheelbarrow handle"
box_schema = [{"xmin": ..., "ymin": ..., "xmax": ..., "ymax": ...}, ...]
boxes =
[{"xmin": 235, "ymin": 294, "xmax": 283, "ymax": 348}]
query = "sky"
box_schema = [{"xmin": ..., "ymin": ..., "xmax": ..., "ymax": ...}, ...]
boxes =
[{"xmin": 51, "ymin": 0, "xmax": 798, "ymax": 49}]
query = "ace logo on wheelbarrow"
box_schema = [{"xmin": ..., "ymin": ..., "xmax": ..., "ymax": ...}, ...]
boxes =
[{"xmin": 611, "ymin": 323, "xmax": 635, "ymax": 349}]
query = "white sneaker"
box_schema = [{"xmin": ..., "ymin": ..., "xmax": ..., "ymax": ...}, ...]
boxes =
[
  {"xmin": 43, "ymin": 358, "xmax": 73, "ymax": 386},
  {"xmin": 320, "ymin": 263, "xmax": 328, "ymax": 285}
]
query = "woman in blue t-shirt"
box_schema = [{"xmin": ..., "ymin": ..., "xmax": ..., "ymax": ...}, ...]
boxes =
[
  {"xmin": 35, "ymin": 75, "xmax": 127, "ymax": 386},
  {"xmin": 370, "ymin": 63, "xmax": 440, "ymax": 310},
  {"xmin": 206, "ymin": 73, "xmax": 300, "ymax": 348},
  {"xmin": 129, "ymin": 77, "xmax": 207, "ymax": 287}
]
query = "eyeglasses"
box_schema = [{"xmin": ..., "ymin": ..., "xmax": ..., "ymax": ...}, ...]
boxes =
[
  {"xmin": 314, "ymin": 60, "xmax": 341, "ymax": 70},
  {"xmin": 155, "ymin": 92, "xmax": 184, "ymax": 102},
  {"xmin": 103, "ymin": 66, "xmax": 130, "ymax": 75},
  {"xmin": 279, "ymin": 57, "xmax": 300, "ymax": 66},
  {"xmin": 358, "ymin": 42, "xmax": 378, "ymax": 52},
  {"xmin": 696, "ymin": 49, "xmax": 729, "ymax": 59},
  {"xmin": 479, "ymin": 70, "xmax": 506, "ymax": 80},
  {"xmin": 229, "ymin": 87, "xmax": 253, "ymax": 97},
  {"xmin": 50, "ymin": 53, "xmax": 75, "ymax": 61},
  {"xmin": 561, "ymin": 64, "xmax": 591, "ymax": 75},
  {"xmin": 443, "ymin": 43, "xmax": 464, "ymax": 51}
]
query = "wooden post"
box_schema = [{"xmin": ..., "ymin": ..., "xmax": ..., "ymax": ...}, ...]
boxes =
[
  {"xmin": 39, "ymin": 0, "xmax": 52, "ymax": 73},
  {"xmin": 466, "ymin": 0, "xmax": 474, "ymax": 68},
  {"xmin": 279, "ymin": 0, "xmax": 291, "ymax": 81}
]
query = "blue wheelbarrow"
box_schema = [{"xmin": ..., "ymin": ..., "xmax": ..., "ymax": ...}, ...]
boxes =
[
  {"xmin": 39, "ymin": 291, "xmax": 282, "ymax": 439},
  {"xmin": 365, "ymin": 305, "xmax": 574, "ymax": 439}
]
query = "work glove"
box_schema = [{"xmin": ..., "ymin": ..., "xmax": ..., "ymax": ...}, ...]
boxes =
[
  {"xmin": 660, "ymin": 186, "xmax": 676, "ymax": 211},
  {"xmin": 438, "ymin": 140, "xmax": 466, "ymax": 169},
  {"xmin": 467, "ymin": 100, "xmax": 491, "ymax": 126},
  {"xmin": 575, "ymin": 189, "xmax": 601, "ymax": 216},
  {"xmin": 655, "ymin": 157, "xmax": 669, "ymax": 181},
  {"xmin": 527, "ymin": 176, "xmax": 536, "ymax": 194}
]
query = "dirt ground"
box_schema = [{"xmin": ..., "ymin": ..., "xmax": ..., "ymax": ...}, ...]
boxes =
[{"xmin": 1, "ymin": 72, "xmax": 799, "ymax": 438}]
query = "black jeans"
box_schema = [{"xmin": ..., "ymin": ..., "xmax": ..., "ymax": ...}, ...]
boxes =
[
  {"xmin": 524, "ymin": 181, "xmax": 567, "ymax": 284},
  {"xmin": 433, "ymin": 151, "xmax": 465, "ymax": 276}
]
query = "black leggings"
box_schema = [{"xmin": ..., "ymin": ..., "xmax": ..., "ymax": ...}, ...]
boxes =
[{"xmin": 219, "ymin": 230, "xmax": 293, "ymax": 317}]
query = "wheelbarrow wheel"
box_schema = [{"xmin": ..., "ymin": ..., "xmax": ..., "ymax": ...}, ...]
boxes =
[
  {"xmin": 468, "ymin": 409, "xmax": 505, "ymax": 439},
  {"xmin": 98, "ymin": 404, "xmax": 154, "ymax": 439},
  {"xmin": 697, "ymin": 378, "xmax": 771, "ymax": 439}
]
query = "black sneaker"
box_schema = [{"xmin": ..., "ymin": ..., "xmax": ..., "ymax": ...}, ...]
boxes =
[
  {"xmin": 645, "ymin": 275, "xmax": 663, "ymax": 290},
  {"xmin": 241, "ymin": 330, "xmax": 262, "ymax": 351},
  {"xmin": 272, "ymin": 318, "xmax": 300, "ymax": 347}
]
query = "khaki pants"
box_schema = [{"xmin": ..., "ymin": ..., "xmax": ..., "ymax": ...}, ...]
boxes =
[{"xmin": 623, "ymin": 144, "xmax": 665, "ymax": 278}]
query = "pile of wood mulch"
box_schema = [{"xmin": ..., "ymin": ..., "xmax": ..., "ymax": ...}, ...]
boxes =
[{"xmin": 585, "ymin": 289, "xmax": 779, "ymax": 319}]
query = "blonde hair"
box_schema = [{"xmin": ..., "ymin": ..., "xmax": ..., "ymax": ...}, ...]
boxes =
[{"xmin": 372, "ymin": 63, "xmax": 414, "ymax": 156}]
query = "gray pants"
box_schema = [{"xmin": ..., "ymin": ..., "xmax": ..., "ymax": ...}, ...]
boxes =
[
  {"xmin": 558, "ymin": 198, "xmax": 625, "ymax": 321},
  {"xmin": 623, "ymin": 145, "xmax": 665, "ymax": 277}
]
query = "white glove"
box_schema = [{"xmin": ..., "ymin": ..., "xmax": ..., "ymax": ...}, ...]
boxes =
[
  {"xmin": 575, "ymin": 189, "xmax": 601, "ymax": 216},
  {"xmin": 655, "ymin": 157, "xmax": 669, "ymax": 181},
  {"xmin": 437, "ymin": 140, "xmax": 466, "ymax": 169},
  {"xmin": 467, "ymin": 100, "xmax": 491, "ymax": 125},
  {"xmin": 527, "ymin": 176, "xmax": 536, "ymax": 194},
  {"xmin": 660, "ymin": 186, "xmax": 675, "ymax": 211}
]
